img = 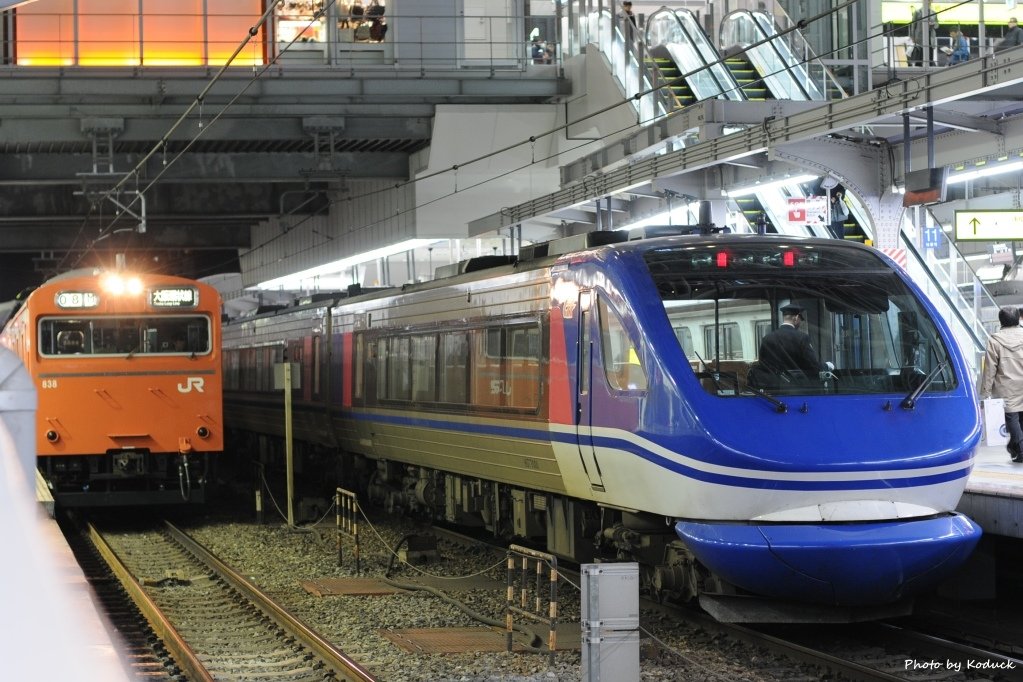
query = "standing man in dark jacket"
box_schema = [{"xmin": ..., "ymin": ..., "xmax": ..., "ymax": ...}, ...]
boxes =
[
  {"xmin": 995, "ymin": 17, "xmax": 1023, "ymax": 52},
  {"xmin": 758, "ymin": 304, "xmax": 825, "ymax": 376},
  {"xmin": 980, "ymin": 306, "xmax": 1023, "ymax": 462}
]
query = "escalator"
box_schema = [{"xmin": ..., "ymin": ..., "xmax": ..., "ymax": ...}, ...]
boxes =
[
  {"xmin": 834, "ymin": 210, "xmax": 868, "ymax": 243},
  {"xmin": 723, "ymin": 51, "xmax": 770, "ymax": 100},
  {"xmin": 644, "ymin": 8, "xmax": 744, "ymax": 107},
  {"xmin": 644, "ymin": 46, "xmax": 697, "ymax": 107},
  {"xmin": 719, "ymin": 10, "xmax": 830, "ymax": 101}
]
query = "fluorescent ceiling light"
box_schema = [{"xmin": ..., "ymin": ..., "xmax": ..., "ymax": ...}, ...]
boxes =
[
  {"xmin": 725, "ymin": 173, "xmax": 818, "ymax": 197},
  {"xmin": 255, "ymin": 238, "xmax": 440, "ymax": 290},
  {"xmin": 622, "ymin": 203, "xmax": 701, "ymax": 231},
  {"xmin": 947, "ymin": 161, "xmax": 1023, "ymax": 184}
]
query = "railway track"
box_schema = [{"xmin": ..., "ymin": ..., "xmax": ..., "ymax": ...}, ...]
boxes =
[
  {"xmin": 60, "ymin": 514, "xmax": 180, "ymax": 681},
  {"xmin": 86, "ymin": 518, "xmax": 376, "ymax": 682},
  {"xmin": 68, "ymin": 508, "xmax": 1023, "ymax": 681},
  {"xmin": 728, "ymin": 620, "xmax": 1023, "ymax": 682},
  {"xmin": 431, "ymin": 523, "xmax": 1023, "ymax": 681}
]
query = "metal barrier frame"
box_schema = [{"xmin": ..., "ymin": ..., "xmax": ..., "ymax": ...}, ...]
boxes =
[
  {"xmin": 335, "ymin": 487, "xmax": 361, "ymax": 575},
  {"xmin": 506, "ymin": 544, "xmax": 558, "ymax": 664}
]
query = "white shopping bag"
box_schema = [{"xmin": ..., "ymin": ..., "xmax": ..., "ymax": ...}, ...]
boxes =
[{"xmin": 981, "ymin": 398, "xmax": 1009, "ymax": 446}]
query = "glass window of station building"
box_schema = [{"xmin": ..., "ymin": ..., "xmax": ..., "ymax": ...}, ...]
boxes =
[
  {"xmin": 0, "ymin": 0, "xmax": 533, "ymax": 68},
  {"xmin": 880, "ymin": 0, "xmax": 1020, "ymax": 62}
]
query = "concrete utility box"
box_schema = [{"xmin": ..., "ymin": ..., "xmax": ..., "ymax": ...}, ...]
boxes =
[
  {"xmin": 581, "ymin": 562, "xmax": 640, "ymax": 630},
  {"xmin": 581, "ymin": 562, "xmax": 640, "ymax": 682}
]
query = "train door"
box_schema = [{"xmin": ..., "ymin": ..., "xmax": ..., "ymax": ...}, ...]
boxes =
[{"xmin": 575, "ymin": 291, "xmax": 605, "ymax": 491}]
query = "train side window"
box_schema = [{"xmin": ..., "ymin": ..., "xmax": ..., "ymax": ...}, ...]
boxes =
[
  {"xmin": 598, "ymin": 298, "xmax": 647, "ymax": 391},
  {"xmin": 385, "ymin": 337, "xmax": 409, "ymax": 400},
  {"xmin": 439, "ymin": 332, "xmax": 468, "ymax": 404},
  {"xmin": 673, "ymin": 325, "xmax": 694, "ymax": 358},
  {"xmin": 754, "ymin": 319, "xmax": 772, "ymax": 350},
  {"xmin": 702, "ymin": 322, "xmax": 743, "ymax": 361},
  {"xmin": 411, "ymin": 334, "xmax": 437, "ymax": 402},
  {"xmin": 472, "ymin": 327, "xmax": 505, "ymax": 407},
  {"xmin": 506, "ymin": 325, "xmax": 540, "ymax": 409},
  {"xmin": 354, "ymin": 334, "xmax": 365, "ymax": 400},
  {"xmin": 312, "ymin": 335, "xmax": 321, "ymax": 396}
]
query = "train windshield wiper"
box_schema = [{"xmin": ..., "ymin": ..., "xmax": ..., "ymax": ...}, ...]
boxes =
[
  {"xmin": 743, "ymin": 385, "xmax": 788, "ymax": 413},
  {"xmin": 900, "ymin": 362, "xmax": 948, "ymax": 410},
  {"xmin": 699, "ymin": 369, "xmax": 788, "ymax": 414}
]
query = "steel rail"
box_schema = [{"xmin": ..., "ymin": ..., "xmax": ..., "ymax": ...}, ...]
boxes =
[
  {"xmin": 85, "ymin": 522, "xmax": 214, "ymax": 682},
  {"xmin": 164, "ymin": 520, "xmax": 377, "ymax": 682}
]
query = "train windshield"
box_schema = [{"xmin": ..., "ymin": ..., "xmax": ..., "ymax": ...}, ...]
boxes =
[
  {"xmin": 644, "ymin": 242, "xmax": 957, "ymax": 397},
  {"xmin": 38, "ymin": 315, "xmax": 211, "ymax": 357}
]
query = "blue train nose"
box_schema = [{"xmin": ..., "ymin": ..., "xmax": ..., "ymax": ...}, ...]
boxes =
[{"xmin": 675, "ymin": 514, "xmax": 982, "ymax": 605}]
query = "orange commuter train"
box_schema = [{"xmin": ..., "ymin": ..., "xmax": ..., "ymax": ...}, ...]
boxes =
[{"xmin": 0, "ymin": 269, "xmax": 223, "ymax": 506}]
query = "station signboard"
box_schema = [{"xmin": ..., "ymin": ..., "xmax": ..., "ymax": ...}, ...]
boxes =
[{"xmin": 954, "ymin": 210, "xmax": 1023, "ymax": 241}]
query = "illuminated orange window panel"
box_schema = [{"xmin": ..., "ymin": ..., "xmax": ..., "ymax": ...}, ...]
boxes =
[{"xmin": 15, "ymin": 0, "xmax": 264, "ymax": 66}]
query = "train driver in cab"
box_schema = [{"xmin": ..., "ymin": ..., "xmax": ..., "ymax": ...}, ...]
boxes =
[
  {"xmin": 56, "ymin": 329, "xmax": 85, "ymax": 354},
  {"xmin": 757, "ymin": 304, "xmax": 828, "ymax": 380}
]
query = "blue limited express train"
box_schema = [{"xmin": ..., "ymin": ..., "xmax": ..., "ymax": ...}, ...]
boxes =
[{"xmin": 223, "ymin": 233, "xmax": 981, "ymax": 621}]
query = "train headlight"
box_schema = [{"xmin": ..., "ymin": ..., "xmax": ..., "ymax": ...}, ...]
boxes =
[
  {"xmin": 101, "ymin": 274, "xmax": 143, "ymax": 296},
  {"xmin": 45, "ymin": 430, "xmax": 59, "ymax": 443},
  {"xmin": 196, "ymin": 426, "xmax": 210, "ymax": 439}
]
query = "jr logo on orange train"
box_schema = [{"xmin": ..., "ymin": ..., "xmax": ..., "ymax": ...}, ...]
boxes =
[{"xmin": 177, "ymin": 377, "xmax": 205, "ymax": 393}]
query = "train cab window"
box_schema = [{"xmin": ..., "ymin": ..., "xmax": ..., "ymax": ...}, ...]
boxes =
[
  {"xmin": 645, "ymin": 242, "xmax": 959, "ymax": 397},
  {"xmin": 39, "ymin": 315, "xmax": 211, "ymax": 357},
  {"xmin": 598, "ymin": 299, "xmax": 647, "ymax": 391}
]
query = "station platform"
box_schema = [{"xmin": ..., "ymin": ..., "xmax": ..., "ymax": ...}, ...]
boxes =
[
  {"xmin": 959, "ymin": 443, "xmax": 1023, "ymax": 540},
  {"xmin": 33, "ymin": 507, "xmax": 134, "ymax": 682}
]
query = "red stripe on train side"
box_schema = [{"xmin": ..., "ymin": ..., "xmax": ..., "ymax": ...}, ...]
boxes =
[{"xmin": 548, "ymin": 304, "xmax": 573, "ymax": 425}]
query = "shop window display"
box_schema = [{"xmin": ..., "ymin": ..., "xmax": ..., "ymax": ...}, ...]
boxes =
[
  {"xmin": 339, "ymin": 0, "xmax": 387, "ymax": 43},
  {"xmin": 276, "ymin": 0, "xmax": 327, "ymax": 44}
]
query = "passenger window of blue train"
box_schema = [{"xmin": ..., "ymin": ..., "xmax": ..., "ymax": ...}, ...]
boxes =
[
  {"xmin": 507, "ymin": 326, "xmax": 540, "ymax": 409},
  {"xmin": 473, "ymin": 328, "xmax": 505, "ymax": 407},
  {"xmin": 386, "ymin": 337, "xmax": 410, "ymax": 400},
  {"xmin": 354, "ymin": 335, "xmax": 365, "ymax": 400},
  {"xmin": 312, "ymin": 336, "xmax": 321, "ymax": 395},
  {"xmin": 411, "ymin": 335, "xmax": 437, "ymax": 402},
  {"xmin": 439, "ymin": 332, "xmax": 468, "ymax": 404},
  {"xmin": 598, "ymin": 299, "xmax": 647, "ymax": 391}
]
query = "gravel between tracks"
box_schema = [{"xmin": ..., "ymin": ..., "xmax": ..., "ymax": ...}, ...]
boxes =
[{"xmin": 184, "ymin": 511, "xmax": 822, "ymax": 682}]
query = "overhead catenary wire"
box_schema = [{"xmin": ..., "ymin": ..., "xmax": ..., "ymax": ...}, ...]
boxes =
[{"xmin": 65, "ymin": 0, "xmax": 974, "ymax": 281}]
